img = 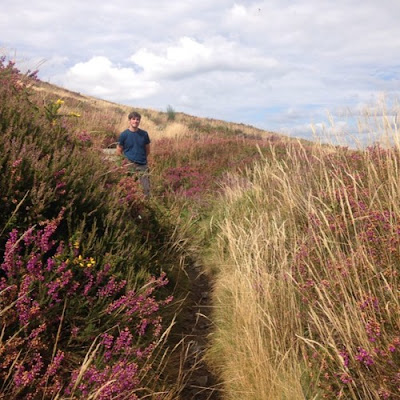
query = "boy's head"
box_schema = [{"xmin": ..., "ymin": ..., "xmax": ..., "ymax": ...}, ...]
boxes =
[{"xmin": 128, "ymin": 111, "xmax": 141, "ymax": 121}]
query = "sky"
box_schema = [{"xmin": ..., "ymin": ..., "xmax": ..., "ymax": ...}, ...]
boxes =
[{"xmin": 1, "ymin": 0, "xmax": 400, "ymax": 145}]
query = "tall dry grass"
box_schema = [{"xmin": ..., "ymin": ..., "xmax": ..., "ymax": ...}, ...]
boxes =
[{"xmin": 207, "ymin": 121, "xmax": 400, "ymax": 399}]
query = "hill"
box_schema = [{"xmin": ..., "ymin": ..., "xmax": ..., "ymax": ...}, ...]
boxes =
[
  {"xmin": 1, "ymin": 61, "xmax": 292, "ymax": 399},
  {"xmin": 0, "ymin": 60, "xmax": 194, "ymax": 399},
  {"xmin": 32, "ymin": 79, "xmax": 283, "ymax": 141},
  {"xmin": 2, "ymin": 59, "xmax": 399, "ymax": 400}
]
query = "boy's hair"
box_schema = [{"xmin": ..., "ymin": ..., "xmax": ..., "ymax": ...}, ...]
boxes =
[{"xmin": 128, "ymin": 111, "xmax": 141, "ymax": 120}]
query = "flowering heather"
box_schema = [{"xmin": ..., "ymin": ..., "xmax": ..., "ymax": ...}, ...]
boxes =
[
  {"xmin": 281, "ymin": 144, "xmax": 400, "ymax": 398},
  {"xmin": 77, "ymin": 129, "xmax": 92, "ymax": 141},
  {"xmin": 164, "ymin": 165, "xmax": 209, "ymax": 198},
  {"xmin": 152, "ymin": 135, "xmax": 279, "ymax": 204},
  {"xmin": 0, "ymin": 58, "xmax": 155, "ymax": 278},
  {"xmin": 117, "ymin": 174, "xmax": 145, "ymax": 206},
  {"xmin": 0, "ymin": 215, "xmax": 173, "ymax": 399}
]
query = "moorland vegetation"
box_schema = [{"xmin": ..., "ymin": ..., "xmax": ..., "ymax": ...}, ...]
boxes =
[{"xmin": 1, "ymin": 57, "xmax": 399, "ymax": 399}]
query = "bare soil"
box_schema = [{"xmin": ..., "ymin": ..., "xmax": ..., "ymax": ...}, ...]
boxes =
[{"xmin": 168, "ymin": 262, "xmax": 222, "ymax": 400}]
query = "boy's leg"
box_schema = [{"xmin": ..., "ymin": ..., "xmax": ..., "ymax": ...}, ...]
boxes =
[
  {"xmin": 139, "ymin": 172, "xmax": 150, "ymax": 197},
  {"xmin": 133, "ymin": 164, "xmax": 150, "ymax": 197}
]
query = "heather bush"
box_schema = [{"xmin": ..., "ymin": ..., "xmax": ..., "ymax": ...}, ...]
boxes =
[
  {"xmin": 0, "ymin": 58, "xmax": 155, "ymax": 276},
  {"xmin": 0, "ymin": 213, "xmax": 173, "ymax": 399},
  {"xmin": 0, "ymin": 57, "xmax": 182, "ymax": 399},
  {"xmin": 151, "ymin": 135, "xmax": 281, "ymax": 204}
]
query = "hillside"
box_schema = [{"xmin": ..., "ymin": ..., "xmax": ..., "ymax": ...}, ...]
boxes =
[
  {"xmin": 32, "ymin": 79, "xmax": 283, "ymax": 142},
  {"xmin": 2, "ymin": 60, "xmax": 399, "ymax": 400},
  {"xmin": 1, "ymin": 63, "xmax": 214, "ymax": 399},
  {"xmin": 0, "ymin": 63, "xmax": 291, "ymax": 399}
]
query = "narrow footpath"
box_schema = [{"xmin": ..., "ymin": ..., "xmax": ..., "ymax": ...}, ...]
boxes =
[{"xmin": 168, "ymin": 260, "xmax": 222, "ymax": 400}]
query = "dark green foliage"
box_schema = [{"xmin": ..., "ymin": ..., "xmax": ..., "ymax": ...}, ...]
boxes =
[{"xmin": 166, "ymin": 104, "xmax": 176, "ymax": 121}]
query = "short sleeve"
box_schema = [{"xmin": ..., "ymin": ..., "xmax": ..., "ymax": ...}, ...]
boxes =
[{"xmin": 118, "ymin": 131, "xmax": 126, "ymax": 146}]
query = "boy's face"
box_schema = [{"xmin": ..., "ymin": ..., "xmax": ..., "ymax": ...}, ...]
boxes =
[{"xmin": 129, "ymin": 117, "xmax": 141, "ymax": 130}]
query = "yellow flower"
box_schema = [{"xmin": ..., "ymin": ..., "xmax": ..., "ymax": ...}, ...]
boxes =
[
  {"xmin": 73, "ymin": 255, "xmax": 83, "ymax": 265},
  {"xmin": 69, "ymin": 112, "xmax": 81, "ymax": 117},
  {"xmin": 55, "ymin": 99, "xmax": 64, "ymax": 105},
  {"xmin": 73, "ymin": 241, "xmax": 79, "ymax": 248},
  {"xmin": 86, "ymin": 257, "xmax": 96, "ymax": 268}
]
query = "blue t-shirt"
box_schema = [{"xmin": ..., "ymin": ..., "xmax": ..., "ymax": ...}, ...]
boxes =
[{"xmin": 118, "ymin": 128, "xmax": 150, "ymax": 165}]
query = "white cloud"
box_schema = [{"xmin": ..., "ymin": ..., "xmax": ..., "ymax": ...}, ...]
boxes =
[
  {"xmin": 62, "ymin": 56, "xmax": 159, "ymax": 101},
  {"xmin": 130, "ymin": 36, "xmax": 280, "ymax": 80},
  {"xmin": 1, "ymin": 0, "xmax": 400, "ymax": 143}
]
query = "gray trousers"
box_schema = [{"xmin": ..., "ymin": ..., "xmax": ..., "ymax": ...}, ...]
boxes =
[{"xmin": 129, "ymin": 163, "xmax": 150, "ymax": 197}]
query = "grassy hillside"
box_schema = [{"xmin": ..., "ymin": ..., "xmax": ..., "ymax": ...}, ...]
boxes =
[
  {"xmin": 1, "ymin": 58, "xmax": 399, "ymax": 400},
  {"xmin": 0, "ymin": 59, "xmax": 286, "ymax": 399},
  {"xmin": 205, "ymin": 137, "xmax": 400, "ymax": 399}
]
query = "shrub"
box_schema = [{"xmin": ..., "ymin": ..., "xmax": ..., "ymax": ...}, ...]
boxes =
[
  {"xmin": 0, "ymin": 214, "xmax": 173, "ymax": 399},
  {"xmin": 166, "ymin": 105, "xmax": 176, "ymax": 121},
  {"xmin": 0, "ymin": 56, "xmax": 180, "ymax": 399},
  {"xmin": 0, "ymin": 57, "xmax": 152, "ymax": 276}
]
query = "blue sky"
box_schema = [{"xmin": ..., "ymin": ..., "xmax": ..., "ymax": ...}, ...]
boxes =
[{"xmin": 1, "ymin": 0, "xmax": 400, "ymax": 145}]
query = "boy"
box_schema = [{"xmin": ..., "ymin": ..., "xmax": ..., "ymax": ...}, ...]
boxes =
[{"xmin": 117, "ymin": 111, "xmax": 151, "ymax": 196}]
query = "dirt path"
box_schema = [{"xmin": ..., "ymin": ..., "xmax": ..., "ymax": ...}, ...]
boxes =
[{"xmin": 169, "ymin": 262, "xmax": 222, "ymax": 400}]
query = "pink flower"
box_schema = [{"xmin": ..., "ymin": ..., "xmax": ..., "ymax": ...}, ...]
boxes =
[
  {"xmin": 355, "ymin": 347, "xmax": 374, "ymax": 366},
  {"xmin": 12, "ymin": 158, "xmax": 22, "ymax": 168},
  {"xmin": 339, "ymin": 350, "xmax": 350, "ymax": 368},
  {"xmin": 339, "ymin": 373, "xmax": 352, "ymax": 384}
]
